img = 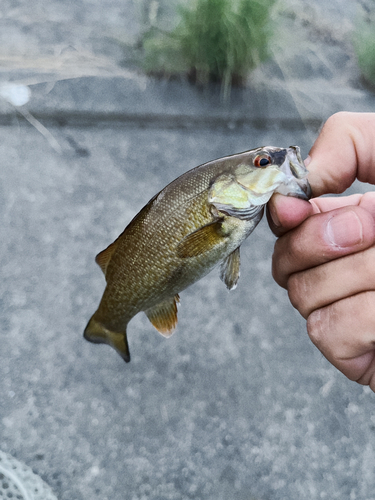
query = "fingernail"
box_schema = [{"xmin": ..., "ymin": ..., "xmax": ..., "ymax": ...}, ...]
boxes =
[
  {"xmin": 304, "ymin": 155, "xmax": 312, "ymax": 167},
  {"xmin": 325, "ymin": 211, "xmax": 363, "ymax": 248}
]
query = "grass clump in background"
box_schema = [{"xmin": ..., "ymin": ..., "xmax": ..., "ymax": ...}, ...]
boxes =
[
  {"xmin": 140, "ymin": 0, "xmax": 275, "ymax": 99},
  {"xmin": 353, "ymin": 1, "xmax": 375, "ymax": 90}
]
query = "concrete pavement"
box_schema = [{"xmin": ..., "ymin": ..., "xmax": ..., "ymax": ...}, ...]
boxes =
[{"xmin": 1, "ymin": 117, "xmax": 375, "ymax": 500}]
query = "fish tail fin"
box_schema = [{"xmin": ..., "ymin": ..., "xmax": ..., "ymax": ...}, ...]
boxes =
[{"xmin": 84, "ymin": 316, "xmax": 131, "ymax": 363}]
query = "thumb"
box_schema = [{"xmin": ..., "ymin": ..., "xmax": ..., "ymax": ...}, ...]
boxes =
[
  {"xmin": 267, "ymin": 193, "xmax": 315, "ymax": 236},
  {"xmin": 307, "ymin": 112, "xmax": 375, "ymax": 196}
]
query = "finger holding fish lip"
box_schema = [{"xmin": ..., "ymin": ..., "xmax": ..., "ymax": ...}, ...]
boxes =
[
  {"xmin": 305, "ymin": 112, "xmax": 375, "ymax": 196},
  {"xmin": 267, "ymin": 194, "xmax": 315, "ymax": 237},
  {"xmin": 272, "ymin": 205, "xmax": 375, "ymax": 290},
  {"xmin": 266, "ymin": 112, "xmax": 375, "ymax": 391},
  {"xmin": 267, "ymin": 191, "xmax": 375, "ymax": 237}
]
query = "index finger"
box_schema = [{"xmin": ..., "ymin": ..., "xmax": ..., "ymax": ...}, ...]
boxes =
[
  {"xmin": 307, "ymin": 112, "xmax": 375, "ymax": 196},
  {"xmin": 272, "ymin": 201, "xmax": 375, "ymax": 289},
  {"xmin": 267, "ymin": 192, "xmax": 369, "ymax": 238}
]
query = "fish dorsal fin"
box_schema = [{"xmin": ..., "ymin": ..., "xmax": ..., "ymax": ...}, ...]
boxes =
[
  {"xmin": 220, "ymin": 247, "xmax": 241, "ymax": 290},
  {"xmin": 145, "ymin": 295, "xmax": 180, "ymax": 337},
  {"xmin": 94, "ymin": 194, "xmax": 158, "ymax": 276},
  {"xmin": 95, "ymin": 240, "xmax": 119, "ymax": 276},
  {"xmin": 176, "ymin": 220, "xmax": 224, "ymax": 258}
]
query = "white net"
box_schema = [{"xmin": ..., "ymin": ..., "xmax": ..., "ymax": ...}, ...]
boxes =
[{"xmin": 0, "ymin": 451, "xmax": 57, "ymax": 500}]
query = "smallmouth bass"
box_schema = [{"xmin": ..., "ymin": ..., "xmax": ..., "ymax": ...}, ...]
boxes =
[{"xmin": 84, "ymin": 146, "xmax": 311, "ymax": 362}]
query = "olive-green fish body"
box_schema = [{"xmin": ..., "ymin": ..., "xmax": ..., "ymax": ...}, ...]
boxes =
[{"xmin": 84, "ymin": 146, "xmax": 311, "ymax": 362}]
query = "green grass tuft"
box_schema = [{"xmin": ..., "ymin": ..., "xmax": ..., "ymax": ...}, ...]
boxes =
[
  {"xmin": 353, "ymin": 6, "xmax": 375, "ymax": 90},
  {"xmin": 140, "ymin": 0, "xmax": 275, "ymax": 98}
]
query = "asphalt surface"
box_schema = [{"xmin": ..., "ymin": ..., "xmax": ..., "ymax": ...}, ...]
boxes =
[
  {"xmin": 2, "ymin": 1, "xmax": 375, "ymax": 500},
  {"xmin": 1, "ymin": 119, "xmax": 375, "ymax": 500}
]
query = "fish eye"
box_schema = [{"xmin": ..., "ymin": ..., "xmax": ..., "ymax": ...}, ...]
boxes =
[{"xmin": 254, "ymin": 155, "xmax": 272, "ymax": 168}]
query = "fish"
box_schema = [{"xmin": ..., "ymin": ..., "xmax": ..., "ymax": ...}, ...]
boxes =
[{"xmin": 84, "ymin": 146, "xmax": 311, "ymax": 362}]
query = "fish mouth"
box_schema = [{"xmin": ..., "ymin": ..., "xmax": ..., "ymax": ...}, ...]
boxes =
[
  {"xmin": 295, "ymin": 178, "xmax": 312, "ymax": 200},
  {"xmin": 275, "ymin": 146, "xmax": 312, "ymax": 201}
]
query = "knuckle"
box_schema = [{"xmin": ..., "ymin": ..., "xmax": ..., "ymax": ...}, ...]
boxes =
[
  {"xmin": 287, "ymin": 273, "xmax": 305, "ymax": 312},
  {"xmin": 284, "ymin": 232, "xmax": 312, "ymax": 272},
  {"xmin": 271, "ymin": 239, "xmax": 288, "ymax": 288},
  {"xmin": 288, "ymin": 271, "xmax": 316, "ymax": 319},
  {"xmin": 306, "ymin": 309, "xmax": 325, "ymax": 349},
  {"xmin": 325, "ymin": 111, "xmax": 351, "ymax": 130},
  {"xmin": 357, "ymin": 362, "xmax": 375, "ymax": 387},
  {"xmin": 271, "ymin": 257, "xmax": 281, "ymax": 286}
]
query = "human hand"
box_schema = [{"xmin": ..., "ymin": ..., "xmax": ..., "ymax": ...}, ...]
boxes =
[{"xmin": 268, "ymin": 112, "xmax": 375, "ymax": 391}]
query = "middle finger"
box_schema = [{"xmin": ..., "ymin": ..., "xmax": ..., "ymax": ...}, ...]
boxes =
[
  {"xmin": 288, "ymin": 246, "xmax": 375, "ymax": 318},
  {"xmin": 272, "ymin": 206, "xmax": 375, "ymax": 288}
]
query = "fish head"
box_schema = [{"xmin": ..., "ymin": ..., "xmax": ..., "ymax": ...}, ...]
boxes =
[
  {"xmin": 234, "ymin": 146, "xmax": 311, "ymax": 205},
  {"xmin": 232, "ymin": 145, "xmax": 311, "ymax": 206},
  {"xmin": 209, "ymin": 146, "xmax": 311, "ymax": 218}
]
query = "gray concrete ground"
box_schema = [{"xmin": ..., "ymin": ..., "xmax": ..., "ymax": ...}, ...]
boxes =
[
  {"xmin": 2, "ymin": 122, "xmax": 375, "ymax": 500},
  {"xmin": 1, "ymin": 1, "xmax": 375, "ymax": 500}
]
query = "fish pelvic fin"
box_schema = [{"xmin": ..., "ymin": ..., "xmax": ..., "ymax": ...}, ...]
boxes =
[
  {"xmin": 145, "ymin": 294, "xmax": 180, "ymax": 338},
  {"xmin": 220, "ymin": 247, "xmax": 241, "ymax": 290},
  {"xmin": 95, "ymin": 239, "xmax": 120, "ymax": 276},
  {"xmin": 84, "ymin": 316, "xmax": 131, "ymax": 362}
]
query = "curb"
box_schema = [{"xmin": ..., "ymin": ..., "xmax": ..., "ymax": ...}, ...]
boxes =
[{"xmin": 1, "ymin": 74, "xmax": 375, "ymax": 129}]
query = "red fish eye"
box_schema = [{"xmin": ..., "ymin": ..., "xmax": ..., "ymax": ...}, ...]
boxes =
[{"xmin": 254, "ymin": 155, "xmax": 272, "ymax": 168}]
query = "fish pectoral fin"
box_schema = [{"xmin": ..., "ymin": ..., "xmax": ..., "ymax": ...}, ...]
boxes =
[
  {"xmin": 95, "ymin": 240, "xmax": 120, "ymax": 276},
  {"xmin": 220, "ymin": 247, "xmax": 241, "ymax": 290},
  {"xmin": 176, "ymin": 220, "xmax": 225, "ymax": 258},
  {"xmin": 84, "ymin": 316, "xmax": 131, "ymax": 362},
  {"xmin": 145, "ymin": 295, "xmax": 180, "ymax": 338}
]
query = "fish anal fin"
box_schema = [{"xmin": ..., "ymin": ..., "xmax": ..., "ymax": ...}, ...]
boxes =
[
  {"xmin": 95, "ymin": 240, "xmax": 119, "ymax": 276},
  {"xmin": 176, "ymin": 220, "xmax": 224, "ymax": 258},
  {"xmin": 145, "ymin": 295, "xmax": 180, "ymax": 337},
  {"xmin": 220, "ymin": 247, "xmax": 241, "ymax": 290},
  {"xmin": 84, "ymin": 316, "xmax": 131, "ymax": 362}
]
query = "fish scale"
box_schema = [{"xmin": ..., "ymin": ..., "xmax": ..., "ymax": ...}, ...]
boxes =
[{"xmin": 84, "ymin": 146, "xmax": 311, "ymax": 362}]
